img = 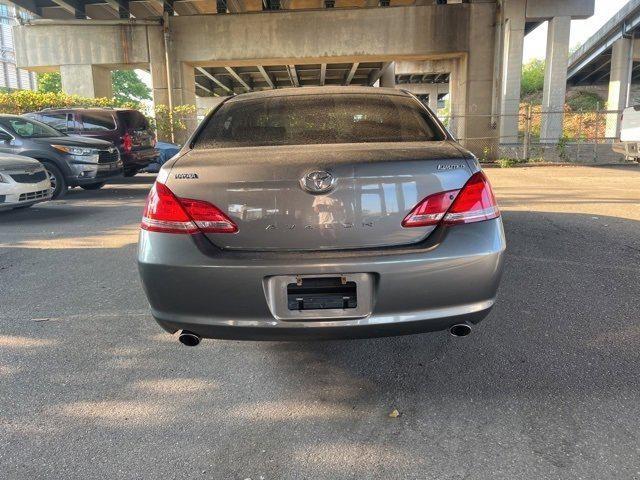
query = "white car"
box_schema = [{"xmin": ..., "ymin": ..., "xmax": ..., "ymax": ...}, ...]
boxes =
[
  {"xmin": 0, "ymin": 153, "xmax": 52, "ymax": 210},
  {"xmin": 613, "ymin": 106, "xmax": 640, "ymax": 160}
]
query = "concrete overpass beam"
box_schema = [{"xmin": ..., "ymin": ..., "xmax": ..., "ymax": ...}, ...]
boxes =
[
  {"xmin": 498, "ymin": 0, "xmax": 525, "ymax": 144},
  {"xmin": 380, "ymin": 61, "xmax": 395, "ymax": 87},
  {"xmin": 60, "ymin": 64, "xmax": 113, "ymax": 98},
  {"xmin": 540, "ymin": 16, "xmax": 571, "ymax": 143},
  {"xmin": 605, "ymin": 37, "xmax": 633, "ymax": 138}
]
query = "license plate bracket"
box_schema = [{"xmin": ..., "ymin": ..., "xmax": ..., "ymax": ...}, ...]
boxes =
[
  {"xmin": 287, "ymin": 276, "xmax": 357, "ymax": 311},
  {"xmin": 264, "ymin": 273, "xmax": 374, "ymax": 321}
]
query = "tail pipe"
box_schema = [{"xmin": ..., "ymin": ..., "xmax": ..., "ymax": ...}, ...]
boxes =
[
  {"xmin": 449, "ymin": 323, "xmax": 472, "ymax": 337},
  {"xmin": 178, "ymin": 330, "xmax": 201, "ymax": 347}
]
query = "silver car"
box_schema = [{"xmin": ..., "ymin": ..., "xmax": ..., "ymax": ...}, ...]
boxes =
[
  {"xmin": 0, "ymin": 153, "xmax": 52, "ymax": 210},
  {"xmin": 138, "ymin": 87, "xmax": 505, "ymax": 345}
]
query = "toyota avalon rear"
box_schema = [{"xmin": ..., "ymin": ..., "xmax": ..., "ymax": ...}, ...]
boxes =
[{"xmin": 137, "ymin": 87, "xmax": 505, "ymax": 345}]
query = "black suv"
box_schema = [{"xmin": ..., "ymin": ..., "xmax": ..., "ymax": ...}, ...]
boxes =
[
  {"xmin": 0, "ymin": 115, "xmax": 122, "ymax": 198},
  {"xmin": 27, "ymin": 108, "xmax": 159, "ymax": 177}
]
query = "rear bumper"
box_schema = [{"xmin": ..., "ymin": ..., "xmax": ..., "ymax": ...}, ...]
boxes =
[
  {"xmin": 138, "ymin": 218, "xmax": 506, "ymax": 340},
  {"xmin": 122, "ymin": 148, "xmax": 159, "ymax": 170}
]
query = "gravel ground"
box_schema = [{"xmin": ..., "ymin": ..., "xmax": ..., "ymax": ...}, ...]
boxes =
[{"xmin": 1, "ymin": 165, "xmax": 639, "ymax": 480}]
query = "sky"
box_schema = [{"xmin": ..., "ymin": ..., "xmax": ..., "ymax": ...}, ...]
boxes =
[{"xmin": 523, "ymin": 0, "xmax": 630, "ymax": 62}]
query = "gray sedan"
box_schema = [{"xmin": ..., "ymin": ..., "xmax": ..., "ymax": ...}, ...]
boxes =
[{"xmin": 138, "ymin": 87, "xmax": 506, "ymax": 345}]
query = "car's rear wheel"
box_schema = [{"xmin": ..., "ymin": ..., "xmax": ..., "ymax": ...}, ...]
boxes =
[
  {"xmin": 123, "ymin": 168, "xmax": 138, "ymax": 177},
  {"xmin": 80, "ymin": 182, "xmax": 106, "ymax": 191},
  {"xmin": 41, "ymin": 161, "xmax": 67, "ymax": 199}
]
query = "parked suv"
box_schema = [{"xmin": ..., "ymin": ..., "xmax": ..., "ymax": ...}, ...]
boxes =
[
  {"xmin": 27, "ymin": 108, "xmax": 159, "ymax": 177},
  {"xmin": 0, "ymin": 115, "xmax": 122, "ymax": 198}
]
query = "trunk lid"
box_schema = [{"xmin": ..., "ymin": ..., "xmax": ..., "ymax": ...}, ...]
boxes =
[{"xmin": 167, "ymin": 141, "xmax": 474, "ymax": 251}]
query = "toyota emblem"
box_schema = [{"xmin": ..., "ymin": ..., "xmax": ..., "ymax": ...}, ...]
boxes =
[{"xmin": 300, "ymin": 170, "xmax": 335, "ymax": 194}]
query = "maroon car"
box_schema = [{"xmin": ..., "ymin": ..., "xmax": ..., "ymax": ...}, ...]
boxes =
[{"xmin": 27, "ymin": 108, "xmax": 159, "ymax": 177}]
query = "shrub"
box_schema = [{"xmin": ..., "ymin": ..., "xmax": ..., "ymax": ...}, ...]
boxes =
[
  {"xmin": 152, "ymin": 104, "xmax": 197, "ymax": 143},
  {"xmin": 521, "ymin": 59, "xmax": 545, "ymax": 97},
  {"xmin": 0, "ymin": 90, "xmax": 139, "ymax": 114}
]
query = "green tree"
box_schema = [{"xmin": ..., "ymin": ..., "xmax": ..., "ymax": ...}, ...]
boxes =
[
  {"xmin": 112, "ymin": 70, "xmax": 151, "ymax": 103},
  {"xmin": 521, "ymin": 58, "xmax": 545, "ymax": 97},
  {"xmin": 36, "ymin": 70, "xmax": 151, "ymax": 103},
  {"xmin": 37, "ymin": 72, "xmax": 62, "ymax": 93}
]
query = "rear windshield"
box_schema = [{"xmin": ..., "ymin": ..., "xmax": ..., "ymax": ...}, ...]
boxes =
[
  {"xmin": 81, "ymin": 111, "xmax": 116, "ymax": 132},
  {"xmin": 194, "ymin": 93, "xmax": 445, "ymax": 148},
  {"xmin": 118, "ymin": 111, "xmax": 149, "ymax": 131}
]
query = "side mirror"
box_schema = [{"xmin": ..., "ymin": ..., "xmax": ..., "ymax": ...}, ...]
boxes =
[{"xmin": 0, "ymin": 132, "xmax": 12, "ymax": 143}]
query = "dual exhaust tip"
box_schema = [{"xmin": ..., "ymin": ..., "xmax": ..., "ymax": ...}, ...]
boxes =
[{"xmin": 178, "ymin": 324, "xmax": 471, "ymax": 345}]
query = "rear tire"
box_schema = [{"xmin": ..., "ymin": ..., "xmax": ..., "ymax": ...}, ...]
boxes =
[
  {"xmin": 80, "ymin": 182, "xmax": 106, "ymax": 191},
  {"xmin": 123, "ymin": 169, "xmax": 138, "ymax": 177},
  {"xmin": 41, "ymin": 161, "xmax": 67, "ymax": 199}
]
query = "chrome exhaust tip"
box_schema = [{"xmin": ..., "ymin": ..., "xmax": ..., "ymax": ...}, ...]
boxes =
[
  {"xmin": 449, "ymin": 324, "xmax": 472, "ymax": 337},
  {"xmin": 178, "ymin": 330, "xmax": 201, "ymax": 347}
]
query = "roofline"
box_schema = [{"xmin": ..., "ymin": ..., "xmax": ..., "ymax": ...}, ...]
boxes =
[{"xmin": 226, "ymin": 86, "xmax": 410, "ymax": 102}]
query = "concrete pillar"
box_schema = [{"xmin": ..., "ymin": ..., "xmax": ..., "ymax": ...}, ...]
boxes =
[
  {"xmin": 148, "ymin": 26, "xmax": 170, "ymax": 108},
  {"xmin": 428, "ymin": 88, "xmax": 439, "ymax": 113},
  {"xmin": 450, "ymin": 2, "xmax": 497, "ymax": 158},
  {"xmin": 498, "ymin": 0, "xmax": 525, "ymax": 144},
  {"xmin": 540, "ymin": 16, "xmax": 571, "ymax": 143},
  {"xmin": 605, "ymin": 37, "xmax": 633, "ymax": 138},
  {"xmin": 60, "ymin": 64, "xmax": 112, "ymax": 98},
  {"xmin": 380, "ymin": 61, "xmax": 395, "ymax": 87}
]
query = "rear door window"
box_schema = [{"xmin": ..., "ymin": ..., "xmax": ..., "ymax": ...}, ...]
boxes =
[
  {"xmin": 39, "ymin": 113, "xmax": 72, "ymax": 133},
  {"xmin": 118, "ymin": 111, "xmax": 149, "ymax": 131},
  {"xmin": 80, "ymin": 111, "xmax": 117, "ymax": 132}
]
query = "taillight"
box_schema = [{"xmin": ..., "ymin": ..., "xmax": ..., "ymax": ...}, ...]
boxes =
[
  {"xmin": 401, "ymin": 189, "xmax": 459, "ymax": 227},
  {"xmin": 402, "ymin": 171, "xmax": 499, "ymax": 228},
  {"xmin": 122, "ymin": 132, "xmax": 133, "ymax": 153},
  {"xmin": 141, "ymin": 182, "xmax": 238, "ymax": 234}
]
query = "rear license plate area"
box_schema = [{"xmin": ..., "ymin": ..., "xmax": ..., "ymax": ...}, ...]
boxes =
[{"xmin": 287, "ymin": 277, "xmax": 357, "ymax": 311}]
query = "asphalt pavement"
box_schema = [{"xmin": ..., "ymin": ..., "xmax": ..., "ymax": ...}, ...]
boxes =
[{"xmin": 1, "ymin": 166, "xmax": 639, "ymax": 479}]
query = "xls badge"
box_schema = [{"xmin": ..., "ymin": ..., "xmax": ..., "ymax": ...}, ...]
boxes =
[{"xmin": 175, "ymin": 173, "xmax": 199, "ymax": 179}]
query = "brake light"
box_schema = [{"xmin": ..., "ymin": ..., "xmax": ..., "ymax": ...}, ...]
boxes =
[
  {"xmin": 122, "ymin": 132, "xmax": 133, "ymax": 153},
  {"xmin": 402, "ymin": 171, "xmax": 499, "ymax": 228},
  {"xmin": 141, "ymin": 182, "xmax": 238, "ymax": 234},
  {"xmin": 401, "ymin": 189, "xmax": 459, "ymax": 227}
]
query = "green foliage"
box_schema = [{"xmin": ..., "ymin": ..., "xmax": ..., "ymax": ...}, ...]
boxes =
[
  {"xmin": 37, "ymin": 72, "xmax": 62, "ymax": 94},
  {"xmin": 37, "ymin": 70, "xmax": 151, "ymax": 103},
  {"xmin": 0, "ymin": 90, "xmax": 140, "ymax": 114},
  {"xmin": 151, "ymin": 104, "xmax": 197, "ymax": 142},
  {"xmin": 496, "ymin": 157, "xmax": 523, "ymax": 168},
  {"xmin": 521, "ymin": 59, "xmax": 545, "ymax": 98},
  {"xmin": 566, "ymin": 91, "xmax": 602, "ymax": 111},
  {"xmin": 112, "ymin": 70, "xmax": 151, "ymax": 103}
]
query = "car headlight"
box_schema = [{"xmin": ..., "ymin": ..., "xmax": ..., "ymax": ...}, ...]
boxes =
[{"xmin": 51, "ymin": 145, "xmax": 96, "ymax": 156}]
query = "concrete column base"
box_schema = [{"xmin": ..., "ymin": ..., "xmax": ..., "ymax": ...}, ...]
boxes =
[{"xmin": 60, "ymin": 64, "xmax": 113, "ymax": 98}]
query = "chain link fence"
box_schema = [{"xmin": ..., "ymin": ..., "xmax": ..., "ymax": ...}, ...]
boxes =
[{"xmin": 439, "ymin": 108, "xmax": 627, "ymax": 164}]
